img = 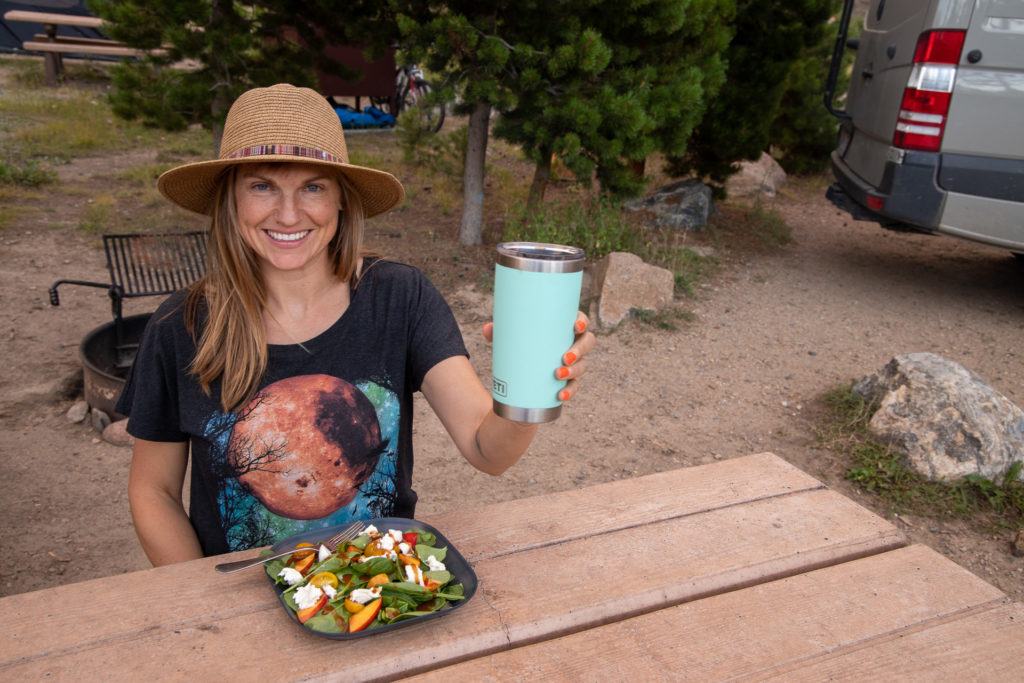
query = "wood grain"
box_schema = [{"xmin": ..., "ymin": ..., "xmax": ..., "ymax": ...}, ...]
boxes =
[
  {"xmin": 1, "ymin": 452, "xmax": 816, "ymax": 665},
  {"xmin": 406, "ymin": 545, "xmax": 1006, "ymax": 682},
  {"xmin": 767, "ymin": 602, "xmax": 1024, "ymax": 682},
  {"xmin": 1, "ymin": 483, "xmax": 904, "ymax": 681}
]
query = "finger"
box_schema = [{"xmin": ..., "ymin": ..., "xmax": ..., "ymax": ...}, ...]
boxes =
[
  {"xmin": 573, "ymin": 311, "xmax": 590, "ymax": 337},
  {"xmin": 562, "ymin": 330, "xmax": 596, "ymax": 366},
  {"xmin": 557, "ymin": 378, "xmax": 579, "ymax": 403},
  {"xmin": 555, "ymin": 357, "xmax": 588, "ymax": 381},
  {"xmin": 482, "ymin": 321, "xmax": 493, "ymax": 343}
]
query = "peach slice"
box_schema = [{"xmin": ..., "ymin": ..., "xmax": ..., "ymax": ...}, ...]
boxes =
[
  {"xmin": 348, "ymin": 598, "xmax": 382, "ymax": 632},
  {"xmin": 296, "ymin": 594, "xmax": 327, "ymax": 624},
  {"xmin": 366, "ymin": 573, "xmax": 390, "ymax": 588}
]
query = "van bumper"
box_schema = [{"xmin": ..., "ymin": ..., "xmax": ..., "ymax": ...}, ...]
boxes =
[{"xmin": 829, "ymin": 149, "xmax": 945, "ymax": 230}]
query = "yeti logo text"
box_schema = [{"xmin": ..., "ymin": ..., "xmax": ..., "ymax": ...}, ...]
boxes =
[{"xmin": 492, "ymin": 377, "xmax": 507, "ymax": 397}]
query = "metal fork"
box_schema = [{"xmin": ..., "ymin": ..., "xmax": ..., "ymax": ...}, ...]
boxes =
[{"xmin": 214, "ymin": 521, "xmax": 364, "ymax": 574}]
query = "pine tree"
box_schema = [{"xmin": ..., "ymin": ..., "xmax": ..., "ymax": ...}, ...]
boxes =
[
  {"xmin": 668, "ymin": 0, "xmax": 834, "ymax": 187},
  {"xmin": 392, "ymin": 1, "xmax": 524, "ymax": 245},
  {"xmin": 90, "ymin": 1, "xmax": 385, "ymax": 153},
  {"xmin": 494, "ymin": 0, "xmax": 735, "ymax": 208}
]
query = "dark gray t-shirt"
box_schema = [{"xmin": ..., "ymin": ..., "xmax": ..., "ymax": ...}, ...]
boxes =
[{"xmin": 116, "ymin": 259, "xmax": 467, "ymax": 556}]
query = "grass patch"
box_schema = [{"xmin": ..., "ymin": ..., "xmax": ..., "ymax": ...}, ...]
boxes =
[
  {"xmin": 0, "ymin": 158, "xmax": 56, "ymax": 186},
  {"xmin": 711, "ymin": 200, "xmax": 793, "ymax": 249},
  {"xmin": 504, "ymin": 200, "xmax": 642, "ymax": 259},
  {"xmin": 79, "ymin": 194, "xmax": 116, "ymax": 234},
  {"xmin": 632, "ymin": 307, "xmax": 695, "ymax": 331},
  {"xmin": 820, "ymin": 384, "xmax": 1024, "ymax": 528},
  {"xmin": 116, "ymin": 163, "xmax": 176, "ymax": 186}
]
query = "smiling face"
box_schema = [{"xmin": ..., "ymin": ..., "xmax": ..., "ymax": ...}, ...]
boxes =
[{"xmin": 233, "ymin": 162, "xmax": 343, "ymax": 275}]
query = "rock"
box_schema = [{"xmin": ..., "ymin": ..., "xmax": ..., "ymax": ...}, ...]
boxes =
[
  {"xmin": 1013, "ymin": 529, "xmax": 1024, "ymax": 558},
  {"xmin": 624, "ymin": 179, "xmax": 713, "ymax": 231},
  {"xmin": 854, "ymin": 353, "xmax": 1024, "ymax": 482},
  {"xmin": 725, "ymin": 152, "xmax": 787, "ymax": 198},
  {"xmin": 66, "ymin": 400, "xmax": 89, "ymax": 424},
  {"xmin": 593, "ymin": 252, "xmax": 674, "ymax": 329},
  {"xmin": 90, "ymin": 407, "xmax": 112, "ymax": 434},
  {"xmin": 102, "ymin": 418, "xmax": 133, "ymax": 448}
]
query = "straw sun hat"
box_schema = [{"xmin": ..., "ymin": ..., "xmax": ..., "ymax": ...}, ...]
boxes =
[{"xmin": 157, "ymin": 83, "xmax": 405, "ymax": 217}]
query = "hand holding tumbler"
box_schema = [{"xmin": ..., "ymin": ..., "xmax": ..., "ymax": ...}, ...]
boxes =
[{"xmin": 491, "ymin": 242, "xmax": 585, "ymax": 423}]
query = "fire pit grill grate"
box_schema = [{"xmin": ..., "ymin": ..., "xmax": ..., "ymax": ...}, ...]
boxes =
[{"xmin": 50, "ymin": 231, "xmax": 208, "ymax": 369}]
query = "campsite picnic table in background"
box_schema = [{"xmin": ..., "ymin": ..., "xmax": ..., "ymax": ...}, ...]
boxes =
[{"xmin": 2, "ymin": 453, "xmax": 1022, "ymax": 680}]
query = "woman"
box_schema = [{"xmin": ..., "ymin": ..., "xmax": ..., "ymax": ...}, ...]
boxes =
[{"xmin": 116, "ymin": 84, "xmax": 595, "ymax": 566}]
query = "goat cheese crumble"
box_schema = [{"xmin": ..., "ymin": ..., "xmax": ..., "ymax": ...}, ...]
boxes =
[
  {"xmin": 294, "ymin": 584, "xmax": 324, "ymax": 610},
  {"xmin": 349, "ymin": 587, "xmax": 381, "ymax": 604},
  {"xmin": 278, "ymin": 567, "xmax": 304, "ymax": 585},
  {"xmin": 425, "ymin": 555, "xmax": 446, "ymax": 572}
]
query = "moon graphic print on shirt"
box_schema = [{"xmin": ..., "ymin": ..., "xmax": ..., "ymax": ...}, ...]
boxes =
[{"xmin": 202, "ymin": 374, "xmax": 401, "ymax": 550}]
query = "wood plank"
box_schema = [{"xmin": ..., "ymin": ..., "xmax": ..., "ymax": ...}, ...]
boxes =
[
  {"xmin": 405, "ymin": 545, "xmax": 1006, "ymax": 682},
  {"xmin": 32, "ymin": 34, "xmax": 123, "ymax": 46},
  {"xmin": 22, "ymin": 41, "xmax": 159, "ymax": 58},
  {"xmin": 0, "ymin": 453, "xmax": 816, "ymax": 667},
  {"xmin": 769, "ymin": 602, "xmax": 1024, "ymax": 682},
  {"xmin": 422, "ymin": 452, "xmax": 824, "ymax": 561},
  {"xmin": 0, "ymin": 487, "xmax": 905, "ymax": 681},
  {"xmin": 4, "ymin": 10, "xmax": 106, "ymax": 28}
]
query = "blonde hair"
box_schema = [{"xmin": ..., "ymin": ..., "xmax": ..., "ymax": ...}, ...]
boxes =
[{"xmin": 184, "ymin": 163, "xmax": 368, "ymax": 411}]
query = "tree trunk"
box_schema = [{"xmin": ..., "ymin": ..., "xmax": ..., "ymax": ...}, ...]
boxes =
[
  {"xmin": 459, "ymin": 102, "xmax": 492, "ymax": 246},
  {"xmin": 209, "ymin": 0, "xmax": 233, "ymax": 156},
  {"xmin": 526, "ymin": 147, "xmax": 553, "ymax": 216}
]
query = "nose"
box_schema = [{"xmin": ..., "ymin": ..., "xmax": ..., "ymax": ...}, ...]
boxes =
[{"xmin": 275, "ymin": 191, "xmax": 301, "ymax": 227}]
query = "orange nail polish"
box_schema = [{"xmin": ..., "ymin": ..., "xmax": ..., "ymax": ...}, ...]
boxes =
[
  {"xmin": 558, "ymin": 389, "xmax": 570, "ymax": 402},
  {"xmin": 575, "ymin": 319, "xmax": 587, "ymax": 333},
  {"xmin": 556, "ymin": 367, "xmax": 569, "ymax": 380},
  {"xmin": 563, "ymin": 351, "xmax": 578, "ymax": 366}
]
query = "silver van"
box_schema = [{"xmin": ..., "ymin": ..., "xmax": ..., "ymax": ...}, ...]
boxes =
[{"xmin": 826, "ymin": 0, "xmax": 1024, "ymax": 253}]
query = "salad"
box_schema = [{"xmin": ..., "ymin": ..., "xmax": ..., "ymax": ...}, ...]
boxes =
[{"xmin": 265, "ymin": 524, "xmax": 466, "ymax": 635}]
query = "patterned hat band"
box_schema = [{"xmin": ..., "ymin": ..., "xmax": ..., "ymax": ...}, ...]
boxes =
[{"xmin": 224, "ymin": 144, "xmax": 339, "ymax": 162}]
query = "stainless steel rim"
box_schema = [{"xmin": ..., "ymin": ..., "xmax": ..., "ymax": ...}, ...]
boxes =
[
  {"xmin": 496, "ymin": 242, "xmax": 585, "ymax": 273},
  {"xmin": 493, "ymin": 400, "xmax": 563, "ymax": 423}
]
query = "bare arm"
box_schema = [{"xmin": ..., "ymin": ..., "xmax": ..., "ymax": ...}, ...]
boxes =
[
  {"xmin": 420, "ymin": 312, "xmax": 596, "ymax": 475},
  {"xmin": 128, "ymin": 438, "xmax": 203, "ymax": 566}
]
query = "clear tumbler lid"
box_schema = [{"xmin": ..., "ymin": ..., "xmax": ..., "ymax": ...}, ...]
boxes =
[{"xmin": 496, "ymin": 242, "xmax": 585, "ymax": 273}]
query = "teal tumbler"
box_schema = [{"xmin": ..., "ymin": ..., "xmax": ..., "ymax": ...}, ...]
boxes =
[{"xmin": 491, "ymin": 242, "xmax": 585, "ymax": 423}]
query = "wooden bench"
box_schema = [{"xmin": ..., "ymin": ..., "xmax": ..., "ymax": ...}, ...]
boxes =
[
  {"xmin": 3, "ymin": 9, "xmax": 162, "ymax": 85},
  {"xmin": 2, "ymin": 453, "xmax": 1022, "ymax": 679}
]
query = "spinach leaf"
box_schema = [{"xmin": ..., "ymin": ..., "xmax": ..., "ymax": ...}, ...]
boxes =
[
  {"xmin": 381, "ymin": 581, "xmax": 433, "ymax": 601},
  {"xmin": 423, "ymin": 570, "xmax": 451, "ymax": 586},
  {"xmin": 282, "ymin": 590, "xmax": 299, "ymax": 612},
  {"xmin": 351, "ymin": 557, "xmax": 395, "ymax": 576},
  {"xmin": 415, "ymin": 544, "xmax": 447, "ymax": 563},
  {"xmin": 312, "ymin": 557, "xmax": 346, "ymax": 574},
  {"xmin": 265, "ymin": 557, "xmax": 288, "ymax": 584},
  {"xmin": 348, "ymin": 534, "xmax": 370, "ymax": 550},
  {"xmin": 305, "ymin": 611, "xmax": 343, "ymax": 634},
  {"xmin": 415, "ymin": 530, "xmax": 436, "ymax": 546}
]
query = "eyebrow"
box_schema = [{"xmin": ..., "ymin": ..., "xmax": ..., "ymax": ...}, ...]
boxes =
[{"xmin": 241, "ymin": 173, "xmax": 331, "ymax": 184}]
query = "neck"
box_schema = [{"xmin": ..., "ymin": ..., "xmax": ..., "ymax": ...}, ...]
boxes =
[{"xmin": 261, "ymin": 256, "xmax": 341, "ymax": 316}]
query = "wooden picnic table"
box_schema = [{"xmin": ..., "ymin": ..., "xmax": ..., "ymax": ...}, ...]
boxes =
[{"xmin": 2, "ymin": 453, "xmax": 1022, "ymax": 681}]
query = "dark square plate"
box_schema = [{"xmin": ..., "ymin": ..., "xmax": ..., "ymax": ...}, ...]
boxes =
[{"xmin": 266, "ymin": 517, "xmax": 478, "ymax": 640}]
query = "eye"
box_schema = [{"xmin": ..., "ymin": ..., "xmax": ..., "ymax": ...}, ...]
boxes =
[
  {"xmin": 250, "ymin": 182, "xmax": 271, "ymax": 192},
  {"xmin": 305, "ymin": 183, "xmax": 326, "ymax": 193}
]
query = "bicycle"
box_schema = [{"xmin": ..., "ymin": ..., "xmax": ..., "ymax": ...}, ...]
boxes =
[{"xmin": 373, "ymin": 64, "xmax": 445, "ymax": 133}]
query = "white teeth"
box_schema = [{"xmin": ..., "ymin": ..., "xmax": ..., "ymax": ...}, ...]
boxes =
[{"xmin": 266, "ymin": 230, "xmax": 309, "ymax": 242}]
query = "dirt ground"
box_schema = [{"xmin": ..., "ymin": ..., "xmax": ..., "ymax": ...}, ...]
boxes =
[{"xmin": 3, "ymin": 120, "xmax": 1023, "ymax": 601}]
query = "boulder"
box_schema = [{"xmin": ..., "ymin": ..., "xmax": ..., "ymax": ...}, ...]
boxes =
[
  {"xmin": 854, "ymin": 353, "xmax": 1024, "ymax": 482},
  {"xmin": 593, "ymin": 252, "xmax": 674, "ymax": 329},
  {"xmin": 66, "ymin": 400, "xmax": 89, "ymax": 424},
  {"xmin": 102, "ymin": 418, "xmax": 134, "ymax": 448},
  {"xmin": 725, "ymin": 152, "xmax": 787, "ymax": 198},
  {"xmin": 624, "ymin": 179, "xmax": 713, "ymax": 231}
]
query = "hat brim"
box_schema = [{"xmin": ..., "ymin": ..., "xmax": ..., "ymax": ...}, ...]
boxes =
[{"xmin": 157, "ymin": 156, "xmax": 405, "ymax": 218}]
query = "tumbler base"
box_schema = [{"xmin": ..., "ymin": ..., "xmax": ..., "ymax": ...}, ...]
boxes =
[{"xmin": 492, "ymin": 400, "xmax": 562, "ymax": 424}]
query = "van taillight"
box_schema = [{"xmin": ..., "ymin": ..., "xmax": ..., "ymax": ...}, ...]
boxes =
[{"xmin": 892, "ymin": 30, "xmax": 966, "ymax": 152}]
